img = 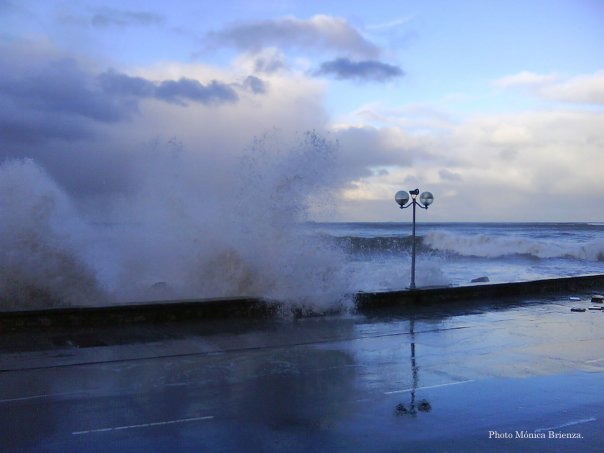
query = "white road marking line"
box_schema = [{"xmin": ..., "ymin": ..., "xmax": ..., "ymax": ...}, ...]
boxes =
[
  {"xmin": 0, "ymin": 391, "xmax": 86, "ymax": 403},
  {"xmin": 535, "ymin": 417, "xmax": 597, "ymax": 433},
  {"xmin": 72, "ymin": 415, "xmax": 214, "ymax": 435},
  {"xmin": 384, "ymin": 379, "xmax": 475, "ymax": 395},
  {"xmin": 163, "ymin": 382, "xmax": 190, "ymax": 387}
]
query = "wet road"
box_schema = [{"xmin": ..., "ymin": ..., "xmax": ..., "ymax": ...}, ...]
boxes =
[{"xmin": 1, "ymin": 295, "xmax": 603, "ymax": 452}]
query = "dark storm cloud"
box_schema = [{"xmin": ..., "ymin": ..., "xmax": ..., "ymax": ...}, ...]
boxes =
[
  {"xmin": 155, "ymin": 78, "xmax": 238, "ymax": 104},
  {"xmin": 99, "ymin": 71, "xmax": 239, "ymax": 105},
  {"xmin": 253, "ymin": 55, "xmax": 286, "ymax": 74},
  {"xmin": 0, "ymin": 60, "xmax": 240, "ymax": 126},
  {"xmin": 0, "ymin": 107, "xmax": 94, "ymax": 144},
  {"xmin": 206, "ymin": 15, "xmax": 379, "ymax": 58},
  {"xmin": 0, "ymin": 58, "xmax": 132, "ymax": 122},
  {"xmin": 315, "ymin": 58, "xmax": 404, "ymax": 82},
  {"xmin": 0, "ymin": 42, "xmax": 243, "ymax": 153},
  {"xmin": 90, "ymin": 7, "xmax": 165, "ymax": 28},
  {"xmin": 97, "ymin": 70, "xmax": 156, "ymax": 97},
  {"xmin": 243, "ymin": 75, "xmax": 267, "ymax": 94}
]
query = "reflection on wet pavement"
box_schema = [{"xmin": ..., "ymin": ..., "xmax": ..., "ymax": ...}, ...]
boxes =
[{"xmin": 1, "ymin": 294, "xmax": 603, "ymax": 451}]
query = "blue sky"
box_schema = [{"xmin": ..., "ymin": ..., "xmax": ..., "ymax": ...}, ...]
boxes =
[{"xmin": 1, "ymin": 0, "xmax": 603, "ymax": 221}]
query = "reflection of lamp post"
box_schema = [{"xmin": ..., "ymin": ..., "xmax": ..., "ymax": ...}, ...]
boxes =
[
  {"xmin": 395, "ymin": 189, "xmax": 434, "ymax": 289},
  {"xmin": 396, "ymin": 318, "xmax": 432, "ymax": 416}
]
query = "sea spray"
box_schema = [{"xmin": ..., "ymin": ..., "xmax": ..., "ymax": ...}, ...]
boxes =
[
  {"xmin": 106, "ymin": 130, "xmax": 350, "ymax": 308},
  {"xmin": 0, "ymin": 159, "xmax": 108, "ymax": 309},
  {"xmin": 0, "ymin": 130, "xmax": 351, "ymax": 311},
  {"xmin": 217, "ymin": 130, "xmax": 350, "ymax": 306}
]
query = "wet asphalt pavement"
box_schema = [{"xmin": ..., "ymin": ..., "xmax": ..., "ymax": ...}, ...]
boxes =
[{"xmin": 1, "ymin": 294, "xmax": 603, "ymax": 452}]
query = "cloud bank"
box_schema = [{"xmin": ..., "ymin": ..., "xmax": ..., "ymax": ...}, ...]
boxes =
[{"xmin": 495, "ymin": 70, "xmax": 604, "ymax": 104}]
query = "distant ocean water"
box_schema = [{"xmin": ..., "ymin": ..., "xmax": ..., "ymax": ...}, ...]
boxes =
[{"xmin": 307, "ymin": 222, "xmax": 604, "ymax": 291}]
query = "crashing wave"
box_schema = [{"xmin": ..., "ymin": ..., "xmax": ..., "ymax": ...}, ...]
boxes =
[
  {"xmin": 0, "ymin": 159, "xmax": 108, "ymax": 310},
  {"xmin": 423, "ymin": 231, "xmax": 604, "ymax": 261}
]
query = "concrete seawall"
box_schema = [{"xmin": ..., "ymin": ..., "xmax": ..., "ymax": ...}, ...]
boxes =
[
  {"xmin": 355, "ymin": 273, "xmax": 604, "ymax": 309},
  {"xmin": 1, "ymin": 274, "xmax": 603, "ymax": 331}
]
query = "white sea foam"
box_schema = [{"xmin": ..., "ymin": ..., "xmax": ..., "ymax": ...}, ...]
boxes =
[
  {"xmin": 0, "ymin": 131, "xmax": 351, "ymax": 311},
  {"xmin": 424, "ymin": 230, "xmax": 604, "ymax": 262},
  {"xmin": 0, "ymin": 159, "xmax": 108, "ymax": 309},
  {"xmin": 343, "ymin": 254, "xmax": 449, "ymax": 292}
]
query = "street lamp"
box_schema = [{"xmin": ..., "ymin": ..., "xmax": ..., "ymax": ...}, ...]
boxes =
[{"xmin": 395, "ymin": 188, "xmax": 434, "ymax": 289}]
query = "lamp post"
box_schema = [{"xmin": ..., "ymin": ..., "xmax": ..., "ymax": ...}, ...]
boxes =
[{"xmin": 395, "ymin": 189, "xmax": 434, "ymax": 289}]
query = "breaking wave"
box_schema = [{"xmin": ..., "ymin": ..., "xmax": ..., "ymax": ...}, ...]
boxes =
[
  {"xmin": 327, "ymin": 231, "xmax": 604, "ymax": 263},
  {"xmin": 423, "ymin": 231, "xmax": 604, "ymax": 261},
  {"xmin": 0, "ymin": 159, "xmax": 108, "ymax": 310},
  {"xmin": 0, "ymin": 131, "xmax": 351, "ymax": 311}
]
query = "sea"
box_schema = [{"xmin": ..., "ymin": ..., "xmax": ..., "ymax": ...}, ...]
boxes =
[{"xmin": 307, "ymin": 222, "xmax": 604, "ymax": 292}]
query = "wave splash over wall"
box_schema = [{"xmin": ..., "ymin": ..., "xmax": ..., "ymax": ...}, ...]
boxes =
[
  {"xmin": 0, "ymin": 131, "xmax": 350, "ymax": 311},
  {"xmin": 0, "ymin": 160, "xmax": 107, "ymax": 309}
]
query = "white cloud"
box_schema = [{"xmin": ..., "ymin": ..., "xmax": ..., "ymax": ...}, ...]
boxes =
[
  {"xmin": 333, "ymin": 102, "xmax": 456, "ymax": 134},
  {"xmin": 333, "ymin": 106, "xmax": 604, "ymax": 221},
  {"xmin": 493, "ymin": 71, "xmax": 558, "ymax": 88},
  {"xmin": 541, "ymin": 71, "xmax": 604, "ymax": 104},
  {"xmin": 494, "ymin": 70, "xmax": 604, "ymax": 105},
  {"xmin": 365, "ymin": 16, "xmax": 414, "ymax": 31}
]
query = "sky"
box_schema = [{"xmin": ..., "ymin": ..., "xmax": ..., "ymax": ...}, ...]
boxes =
[{"xmin": 1, "ymin": 0, "xmax": 603, "ymax": 222}]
